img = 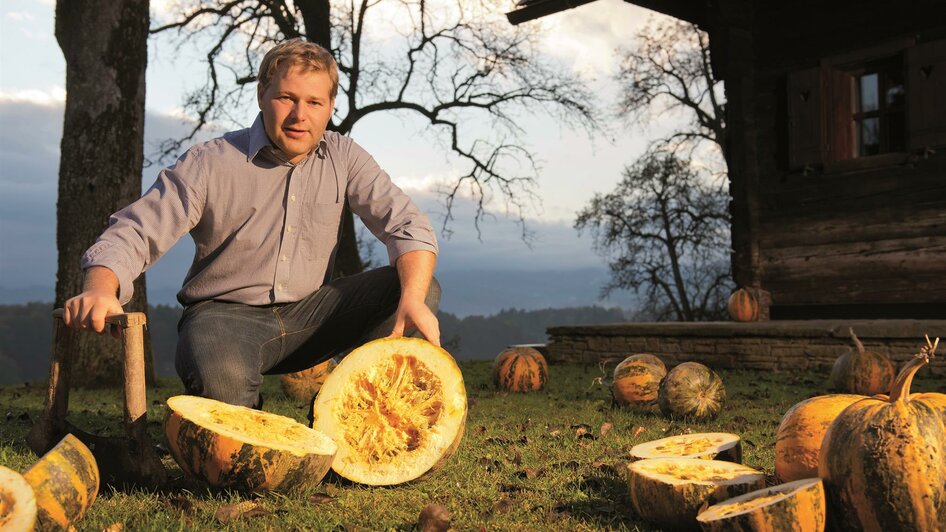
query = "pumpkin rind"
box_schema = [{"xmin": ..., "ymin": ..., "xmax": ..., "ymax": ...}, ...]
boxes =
[
  {"xmin": 627, "ymin": 458, "xmax": 766, "ymax": 531},
  {"xmin": 818, "ymin": 343, "xmax": 946, "ymax": 532},
  {"xmin": 311, "ymin": 337, "xmax": 467, "ymax": 486},
  {"xmin": 696, "ymin": 478, "xmax": 826, "ymax": 532},
  {"xmin": 828, "ymin": 328, "xmax": 895, "ymax": 395},
  {"xmin": 658, "ymin": 362, "xmax": 725, "ymax": 420},
  {"xmin": 492, "ymin": 347, "xmax": 548, "ymax": 392},
  {"xmin": 0, "ymin": 465, "xmax": 37, "ymax": 532},
  {"xmin": 630, "ymin": 432, "xmax": 742, "ymax": 463},
  {"xmin": 279, "ymin": 357, "xmax": 338, "ymax": 401},
  {"xmin": 22, "ymin": 433, "xmax": 99, "ymax": 529},
  {"xmin": 613, "ymin": 354, "xmax": 667, "ymax": 407},
  {"xmin": 727, "ymin": 288, "xmax": 758, "ymax": 322},
  {"xmin": 164, "ymin": 395, "xmax": 337, "ymax": 492},
  {"xmin": 774, "ymin": 394, "xmax": 865, "ymax": 482}
]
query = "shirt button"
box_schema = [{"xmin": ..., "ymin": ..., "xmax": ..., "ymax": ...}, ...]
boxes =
[
  {"xmin": 277, "ymin": 284, "xmax": 284, "ymax": 291},
  {"xmin": 286, "ymin": 225, "xmax": 292, "ymax": 233},
  {"xmin": 290, "ymin": 195, "xmax": 296, "ymax": 202},
  {"xmin": 281, "ymin": 255, "xmax": 288, "ymax": 262}
]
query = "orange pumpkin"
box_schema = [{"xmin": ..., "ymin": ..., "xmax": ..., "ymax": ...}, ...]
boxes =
[
  {"xmin": 829, "ymin": 328, "xmax": 894, "ymax": 395},
  {"xmin": 774, "ymin": 394, "xmax": 865, "ymax": 482},
  {"xmin": 697, "ymin": 478, "xmax": 826, "ymax": 532},
  {"xmin": 818, "ymin": 336, "xmax": 945, "ymax": 531},
  {"xmin": 0, "ymin": 466, "xmax": 37, "ymax": 531},
  {"xmin": 22, "ymin": 433, "xmax": 99, "ymax": 529},
  {"xmin": 727, "ymin": 288, "xmax": 758, "ymax": 322},
  {"xmin": 279, "ymin": 356, "xmax": 338, "ymax": 401},
  {"xmin": 492, "ymin": 346, "xmax": 548, "ymax": 392},
  {"xmin": 612, "ymin": 354, "xmax": 666, "ymax": 407}
]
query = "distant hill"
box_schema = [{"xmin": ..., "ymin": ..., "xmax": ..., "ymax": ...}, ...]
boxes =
[{"xmin": 0, "ymin": 303, "xmax": 628, "ymax": 385}]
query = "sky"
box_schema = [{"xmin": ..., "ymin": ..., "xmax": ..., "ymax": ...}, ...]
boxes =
[{"xmin": 0, "ymin": 0, "xmax": 678, "ymax": 311}]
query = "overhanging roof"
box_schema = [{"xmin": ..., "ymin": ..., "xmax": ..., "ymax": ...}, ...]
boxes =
[{"xmin": 506, "ymin": 0, "xmax": 706, "ymax": 26}]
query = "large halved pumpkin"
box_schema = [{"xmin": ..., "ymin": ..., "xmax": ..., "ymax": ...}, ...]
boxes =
[
  {"xmin": 818, "ymin": 337, "xmax": 946, "ymax": 531},
  {"xmin": 630, "ymin": 432, "xmax": 742, "ymax": 463},
  {"xmin": 22, "ymin": 433, "xmax": 99, "ymax": 529},
  {"xmin": 697, "ymin": 478, "xmax": 826, "ymax": 532},
  {"xmin": 0, "ymin": 465, "xmax": 37, "ymax": 531},
  {"xmin": 774, "ymin": 393, "xmax": 865, "ymax": 482},
  {"xmin": 165, "ymin": 395, "xmax": 337, "ymax": 492},
  {"xmin": 612, "ymin": 354, "xmax": 666, "ymax": 407},
  {"xmin": 627, "ymin": 457, "xmax": 766, "ymax": 531},
  {"xmin": 311, "ymin": 337, "xmax": 467, "ymax": 486}
]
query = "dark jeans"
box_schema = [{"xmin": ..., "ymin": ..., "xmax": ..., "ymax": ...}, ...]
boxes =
[{"xmin": 174, "ymin": 266, "xmax": 441, "ymax": 407}]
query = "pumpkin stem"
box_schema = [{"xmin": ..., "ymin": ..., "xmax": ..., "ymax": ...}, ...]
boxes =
[
  {"xmin": 889, "ymin": 335, "xmax": 938, "ymax": 403},
  {"xmin": 848, "ymin": 327, "xmax": 865, "ymax": 354}
]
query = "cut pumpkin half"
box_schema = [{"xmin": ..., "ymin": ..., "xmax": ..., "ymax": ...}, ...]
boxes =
[
  {"xmin": 311, "ymin": 337, "xmax": 467, "ymax": 486},
  {"xmin": 0, "ymin": 465, "xmax": 37, "ymax": 532},
  {"xmin": 697, "ymin": 477, "xmax": 826, "ymax": 532},
  {"xmin": 630, "ymin": 432, "xmax": 742, "ymax": 463},
  {"xmin": 628, "ymin": 457, "xmax": 766, "ymax": 531},
  {"xmin": 165, "ymin": 395, "xmax": 337, "ymax": 492}
]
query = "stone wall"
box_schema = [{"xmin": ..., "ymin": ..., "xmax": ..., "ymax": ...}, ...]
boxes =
[{"xmin": 546, "ymin": 320, "xmax": 946, "ymax": 376}]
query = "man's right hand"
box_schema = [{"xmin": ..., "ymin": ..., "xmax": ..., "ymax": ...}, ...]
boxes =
[{"xmin": 63, "ymin": 266, "xmax": 124, "ymax": 337}]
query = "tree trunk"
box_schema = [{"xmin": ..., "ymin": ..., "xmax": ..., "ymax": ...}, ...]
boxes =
[
  {"xmin": 298, "ymin": 0, "xmax": 365, "ymax": 279},
  {"xmin": 55, "ymin": 0, "xmax": 154, "ymax": 387}
]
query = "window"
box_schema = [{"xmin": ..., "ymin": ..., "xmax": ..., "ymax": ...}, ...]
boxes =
[{"xmin": 851, "ymin": 55, "xmax": 906, "ymax": 157}]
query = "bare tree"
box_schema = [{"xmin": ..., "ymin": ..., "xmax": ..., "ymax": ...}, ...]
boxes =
[
  {"xmin": 575, "ymin": 152, "xmax": 731, "ymax": 321},
  {"xmin": 150, "ymin": 0, "xmax": 598, "ymax": 276},
  {"xmin": 615, "ymin": 17, "xmax": 725, "ymax": 161},
  {"xmin": 55, "ymin": 0, "xmax": 155, "ymax": 385}
]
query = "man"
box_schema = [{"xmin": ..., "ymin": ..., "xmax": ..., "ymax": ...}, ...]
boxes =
[{"xmin": 63, "ymin": 39, "xmax": 440, "ymax": 408}]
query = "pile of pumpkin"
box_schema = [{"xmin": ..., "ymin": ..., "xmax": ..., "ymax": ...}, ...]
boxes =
[{"xmin": 616, "ymin": 334, "xmax": 945, "ymax": 531}]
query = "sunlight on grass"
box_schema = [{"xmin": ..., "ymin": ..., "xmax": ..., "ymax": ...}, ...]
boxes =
[{"xmin": 0, "ymin": 361, "xmax": 940, "ymax": 531}]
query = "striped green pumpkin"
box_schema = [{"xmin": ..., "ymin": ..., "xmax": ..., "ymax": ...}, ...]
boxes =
[
  {"xmin": 492, "ymin": 347, "xmax": 548, "ymax": 392},
  {"xmin": 829, "ymin": 328, "xmax": 894, "ymax": 395},
  {"xmin": 818, "ymin": 340, "xmax": 946, "ymax": 531},
  {"xmin": 727, "ymin": 288, "xmax": 759, "ymax": 322},
  {"xmin": 612, "ymin": 354, "xmax": 666, "ymax": 407},
  {"xmin": 658, "ymin": 362, "xmax": 725, "ymax": 420},
  {"xmin": 22, "ymin": 433, "xmax": 99, "ymax": 529}
]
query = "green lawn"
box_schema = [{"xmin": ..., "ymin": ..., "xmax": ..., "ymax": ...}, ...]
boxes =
[{"xmin": 1, "ymin": 361, "xmax": 940, "ymax": 531}]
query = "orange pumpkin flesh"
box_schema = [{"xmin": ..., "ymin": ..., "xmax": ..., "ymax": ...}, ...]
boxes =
[
  {"xmin": 658, "ymin": 362, "xmax": 726, "ymax": 420},
  {"xmin": 311, "ymin": 337, "xmax": 467, "ymax": 486},
  {"xmin": 280, "ymin": 357, "xmax": 338, "ymax": 401},
  {"xmin": 727, "ymin": 288, "xmax": 759, "ymax": 322},
  {"xmin": 697, "ymin": 478, "xmax": 826, "ymax": 532},
  {"xmin": 627, "ymin": 458, "xmax": 766, "ymax": 531},
  {"xmin": 492, "ymin": 346, "xmax": 548, "ymax": 392},
  {"xmin": 828, "ymin": 328, "xmax": 895, "ymax": 395},
  {"xmin": 0, "ymin": 466, "xmax": 37, "ymax": 532},
  {"xmin": 774, "ymin": 394, "xmax": 865, "ymax": 482},
  {"xmin": 613, "ymin": 354, "xmax": 667, "ymax": 407},
  {"xmin": 22, "ymin": 433, "xmax": 99, "ymax": 529},
  {"xmin": 165, "ymin": 395, "xmax": 337, "ymax": 492},
  {"xmin": 630, "ymin": 432, "xmax": 742, "ymax": 463},
  {"xmin": 818, "ymin": 337, "xmax": 946, "ymax": 531}
]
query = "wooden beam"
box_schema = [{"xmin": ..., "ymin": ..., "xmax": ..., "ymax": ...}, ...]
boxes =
[{"xmin": 505, "ymin": 0, "xmax": 597, "ymax": 25}]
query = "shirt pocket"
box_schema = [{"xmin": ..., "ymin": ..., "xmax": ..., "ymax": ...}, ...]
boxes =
[{"xmin": 302, "ymin": 202, "xmax": 345, "ymax": 263}]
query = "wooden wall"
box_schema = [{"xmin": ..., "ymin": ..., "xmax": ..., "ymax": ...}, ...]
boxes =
[{"xmin": 719, "ymin": 0, "xmax": 946, "ymax": 318}]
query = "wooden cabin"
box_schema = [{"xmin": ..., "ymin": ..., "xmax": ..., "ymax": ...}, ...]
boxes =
[{"xmin": 510, "ymin": 0, "xmax": 946, "ymax": 320}]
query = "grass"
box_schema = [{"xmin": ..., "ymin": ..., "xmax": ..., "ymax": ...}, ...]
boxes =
[{"xmin": 1, "ymin": 361, "xmax": 941, "ymax": 531}]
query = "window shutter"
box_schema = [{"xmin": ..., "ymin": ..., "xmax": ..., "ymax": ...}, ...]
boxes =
[
  {"xmin": 822, "ymin": 67, "xmax": 854, "ymax": 162},
  {"xmin": 908, "ymin": 39, "xmax": 946, "ymax": 150},
  {"xmin": 787, "ymin": 67, "xmax": 823, "ymax": 168}
]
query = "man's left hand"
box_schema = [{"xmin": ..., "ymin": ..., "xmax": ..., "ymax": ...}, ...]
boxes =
[{"xmin": 389, "ymin": 297, "xmax": 440, "ymax": 347}]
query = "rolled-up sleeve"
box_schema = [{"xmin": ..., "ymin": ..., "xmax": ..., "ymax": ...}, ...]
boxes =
[
  {"xmin": 342, "ymin": 139, "xmax": 438, "ymax": 264},
  {"xmin": 80, "ymin": 148, "xmax": 205, "ymax": 304}
]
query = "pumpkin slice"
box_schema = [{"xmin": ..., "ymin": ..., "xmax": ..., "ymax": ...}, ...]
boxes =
[
  {"xmin": 627, "ymin": 457, "xmax": 766, "ymax": 531},
  {"xmin": 774, "ymin": 394, "xmax": 865, "ymax": 482},
  {"xmin": 280, "ymin": 357, "xmax": 338, "ymax": 401},
  {"xmin": 165, "ymin": 395, "xmax": 337, "ymax": 492},
  {"xmin": 22, "ymin": 433, "xmax": 98, "ymax": 529},
  {"xmin": 0, "ymin": 466, "xmax": 37, "ymax": 531},
  {"xmin": 630, "ymin": 432, "xmax": 742, "ymax": 463},
  {"xmin": 311, "ymin": 337, "xmax": 467, "ymax": 485},
  {"xmin": 697, "ymin": 478, "xmax": 826, "ymax": 532}
]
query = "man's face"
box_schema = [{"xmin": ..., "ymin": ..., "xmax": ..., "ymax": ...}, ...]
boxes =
[{"xmin": 257, "ymin": 64, "xmax": 335, "ymax": 164}]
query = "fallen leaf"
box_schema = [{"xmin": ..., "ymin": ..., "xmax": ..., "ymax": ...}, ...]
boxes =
[
  {"xmin": 418, "ymin": 503, "xmax": 451, "ymax": 532},
  {"xmin": 308, "ymin": 493, "xmax": 335, "ymax": 505},
  {"xmin": 515, "ymin": 467, "xmax": 545, "ymax": 480},
  {"xmin": 485, "ymin": 436, "xmax": 512, "ymax": 445},
  {"xmin": 633, "ymin": 426, "xmax": 646, "ymax": 438},
  {"xmin": 599, "ymin": 423, "xmax": 613, "ymax": 437},
  {"xmin": 552, "ymin": 460, "xmax": 580, "ymax": 470},
  {"xmin": 103, "ymin": 523, "xmax": 123, "ymax": 532},
  {"xmin": 570, "ymin": 423, "xmax": 593, "ymax": 432},
  {"xmin": 162, "ymin": 496, "xmax": 194, "ymax": 514},
  {"xmin": 214, "ymin": 501, "xmax": 267, "ymax": 524},
  {"xmin": 509, "ymin": 449, "xmax": 522, "ymax": 466},
  {"xmin": 491, "ymin": 497, "xmax": 514, "ymax": 515},
  {"xmin": 475, "ymin": 425, "xmax": 487, "ymax": 434},
  {"xmin": 324, "ymin": 484, "xmax": 340, "ymax": 497},
  {"xmin": 478, "ymin": 457, "xmax": 502, "ymax": 472}
]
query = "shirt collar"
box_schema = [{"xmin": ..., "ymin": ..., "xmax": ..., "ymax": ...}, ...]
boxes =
[{"xmin": 247, "ymin": 112, "xmax": 328, "ymax": 164}]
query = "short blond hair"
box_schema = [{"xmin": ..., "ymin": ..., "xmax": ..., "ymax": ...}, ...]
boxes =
[{"xmin": 257, "ymin": 38, "xmax": 339, "ymax": 99}]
